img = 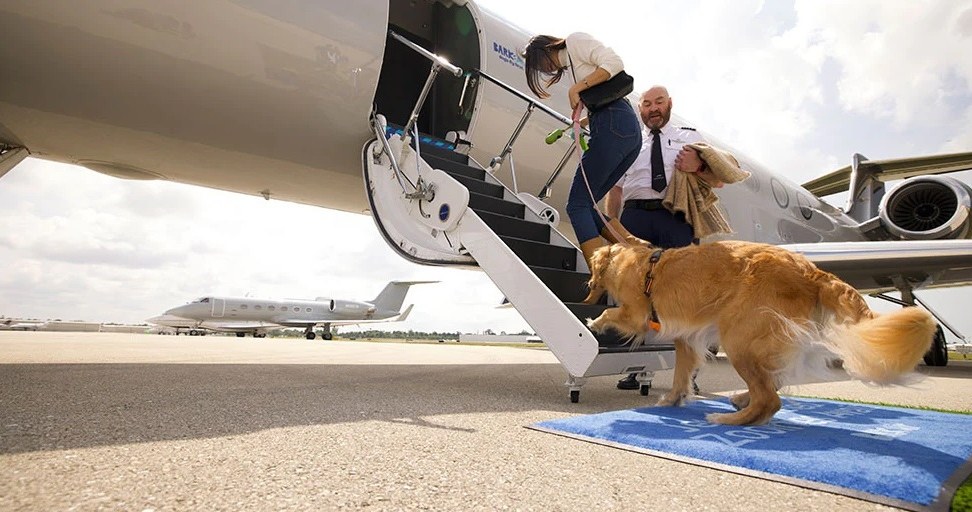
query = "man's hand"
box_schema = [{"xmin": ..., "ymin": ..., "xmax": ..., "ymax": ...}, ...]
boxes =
[
  {"xmin": 674, "ymin": 147, "xmax": 703, "ymax": 173},
  {"xmin": 676, "ymin": 147, "xmax": 724, "ymax": 188}
]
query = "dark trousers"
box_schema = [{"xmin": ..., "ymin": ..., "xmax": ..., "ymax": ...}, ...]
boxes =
[{"xmin": 620, "ymin": 207, "xmax": 696, "ymax": 249}]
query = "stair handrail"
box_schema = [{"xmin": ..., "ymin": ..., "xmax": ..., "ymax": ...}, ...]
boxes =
[
  {"xmin": 388, "ymin": 30, "xmax": 463, "ymax": 148},
  {"xmin": 472, "ymin": 69, "xmax": 574, "ymax": 127},
  {"xmin": 472, "ymin": 69, "xmax": 585, "ymax": 199}
]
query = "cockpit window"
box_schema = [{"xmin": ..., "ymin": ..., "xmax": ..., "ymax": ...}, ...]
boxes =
[{"xmin": 192, "ymin": 297, "xmax": 211, "ymax": 303}]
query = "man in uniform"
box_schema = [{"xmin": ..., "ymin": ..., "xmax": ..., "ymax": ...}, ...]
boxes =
[{"xmin": 606, "ymin": 85, "xmax": 727, "ymax": 390}]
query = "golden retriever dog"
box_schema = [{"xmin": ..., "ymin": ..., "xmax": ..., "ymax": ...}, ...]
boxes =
[{"xmin": 585, "ymin": 241, "xmax": 936, "ymax": 426}]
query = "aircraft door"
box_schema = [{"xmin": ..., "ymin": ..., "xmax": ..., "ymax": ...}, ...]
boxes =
[
  {"xmin": 376, "ymin": 1, "xmax": 481, "ymax": 139},
  {"xmin": 212, "ymin": 298, "xmax": 225, "ymax": 318}
]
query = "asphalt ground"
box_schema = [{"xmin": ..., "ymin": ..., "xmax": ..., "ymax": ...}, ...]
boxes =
[{"xmin": 2, "ymin": 332, "xmax": 971, "ymax": 511}]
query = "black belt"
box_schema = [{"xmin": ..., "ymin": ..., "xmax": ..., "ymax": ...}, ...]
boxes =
[{"xmin": 624, "ymin": 199, "xmax": 665, "ymax": 211}]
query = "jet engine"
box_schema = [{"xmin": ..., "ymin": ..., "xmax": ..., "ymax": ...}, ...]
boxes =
[
  {"xmin": 326, "ymin": 300, "xmax": 368, "ymax": 316},
  {"xmin": 878, "ymin": 176, "xmax": 972, "ymax": 240}
]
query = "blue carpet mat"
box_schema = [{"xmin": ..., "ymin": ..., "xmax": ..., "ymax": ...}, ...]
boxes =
[{"xmin": 531, "ymin": 397, "xmax": 972, "ymax": 511}]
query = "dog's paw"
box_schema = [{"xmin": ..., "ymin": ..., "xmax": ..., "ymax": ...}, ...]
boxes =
[
  {"xmin": 729, "ymin": 392, "xmax": 750, "ymax": 411},
  {"xmin": 586, "ymin": 317, "xmax": 605, "ymax": 333},
  {"xmin": 656, "ymin": 391, "xmax": 685, "ymax": 407}
]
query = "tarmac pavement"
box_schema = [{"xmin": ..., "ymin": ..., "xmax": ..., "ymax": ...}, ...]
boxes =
[{"xmin": 1, "ymin": 332, "xmax": 970, "ymax": 511}]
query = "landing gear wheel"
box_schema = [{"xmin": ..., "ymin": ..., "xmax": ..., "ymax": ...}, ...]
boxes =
[
  {"xmin": 305, "ymin": 332, "xmax": 316, "ymax": 340},
  {"xmin": 569, "ymin": 390, "xmax": 580, "ymax": 403},
  {"xmin": 323, "ymin": 332, "xmax": 333, "ymax": 341},
  {"xmin": 639, "ymin": 383, "xmax": 651, "ymax": 396},
  {"xmin": 923, "ymin": 325, "xmax": 948, "ymax": 367}
]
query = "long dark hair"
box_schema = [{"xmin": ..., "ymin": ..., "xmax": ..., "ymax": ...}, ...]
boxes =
[{"xmin": 521, "ymin": 35, "xmax": 567, "ymax": 99}]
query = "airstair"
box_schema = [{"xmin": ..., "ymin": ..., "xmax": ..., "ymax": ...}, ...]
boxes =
[{"xmin": 363, "ymin": 32, "xmax": 674, "ymax": 402}]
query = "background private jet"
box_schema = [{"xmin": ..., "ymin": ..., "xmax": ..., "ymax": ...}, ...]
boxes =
[
  {"xmin": 148, "ymin": 281, "xmax": 431, "ymax": 339},
  {"xmin": 2, "ymin": 1, "xmax": 971, "ymax": 400}
]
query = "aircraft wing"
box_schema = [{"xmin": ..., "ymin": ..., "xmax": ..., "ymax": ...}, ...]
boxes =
[
  {"xmin": 198, "ymin": 321, "xmax": 283, "ymax": 332},
  {"xmin": 802, "ymin": 151, "xmax": 972, "ymax": 196},
  {"xmin": 781, "ymin": 240, "xmax": 972, "ymax": 293},
  {"xmin": 332, "ymin": 303, "xmax": 414, "ymax": 326}
]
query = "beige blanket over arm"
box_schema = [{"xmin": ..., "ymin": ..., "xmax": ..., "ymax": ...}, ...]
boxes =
[{"xmin": 662, "ymin": 142, "xmax": 751, "ymax": 239}]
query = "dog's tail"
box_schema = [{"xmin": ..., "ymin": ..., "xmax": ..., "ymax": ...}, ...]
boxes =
[{"xmin": 818, "ymin": 278, "xmax": 936, "ymax": 384}]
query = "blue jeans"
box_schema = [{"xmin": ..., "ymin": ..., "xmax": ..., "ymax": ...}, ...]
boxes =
[{"xmin": 565, "ymin": 99, "xmax": 642, "ymax": 242}]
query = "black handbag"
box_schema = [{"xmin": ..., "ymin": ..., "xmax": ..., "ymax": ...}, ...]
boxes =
[{"xmin": 569, "ymin": 55, "xmax": 634, "ymax": 111}]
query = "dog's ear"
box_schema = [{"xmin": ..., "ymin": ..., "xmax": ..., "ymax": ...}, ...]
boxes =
[
  {"xmin": 583, "ymin": 244, "xmax": 615, "ymax": 304},
  {"xmin": 587, "ymin": 244, "xmax": 616, "ymax": 287}
]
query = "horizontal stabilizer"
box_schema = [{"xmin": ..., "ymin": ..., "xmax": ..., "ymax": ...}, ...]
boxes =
[{"xmin": 803, "ymin": 151, "xmax": 972, "ymax": 196}]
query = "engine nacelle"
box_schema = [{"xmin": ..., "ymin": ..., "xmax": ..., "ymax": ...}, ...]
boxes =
[
  {"xmin": 878, "ymin": 175, "xmax": 972, "ymax": 240},
  {"xmin": 327, "ymin": 299, "xmax": 371, "ymax": 317}
]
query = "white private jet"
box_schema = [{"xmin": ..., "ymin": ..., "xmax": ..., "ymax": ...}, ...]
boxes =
[
  {"xmin": 147, "ymin": 281, "xmax": 431, "ymax": 339},
  {"xmin": 2, "ymin": 1, "xmax": 971, "ymax": 401},
  {"xmin": 0, "ymin": 318, "xmax": 48, "ymax": 331}
]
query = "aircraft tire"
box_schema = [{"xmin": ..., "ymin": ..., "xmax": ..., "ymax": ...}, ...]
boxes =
[
  {"xmin": 306, "ymin": 332, "xmax": 316, "ymax": 340},
  {"xmin": 323, "ymin": 332, "xmax": 333, "ymax": 341},
  {"xmin": 923, "ymin": 325, "xmax": 948, "ymax": 367},
  {"xmin": 236, "ymin": 332, "xmax": 245, "ymax": 338}
]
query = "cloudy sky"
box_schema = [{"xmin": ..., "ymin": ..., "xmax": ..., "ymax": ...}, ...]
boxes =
[{"xmin": 2, "ymin": 0, "xmax": 972, "ymax": 338}]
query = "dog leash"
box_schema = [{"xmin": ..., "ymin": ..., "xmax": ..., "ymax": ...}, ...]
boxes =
[
  {"xmin": 643, "ymin": 248, "xmax": 665, "ymax": 331},
  {"xmin": 570, "ymin": 103, "xmax": 631, "ymax": 248}
]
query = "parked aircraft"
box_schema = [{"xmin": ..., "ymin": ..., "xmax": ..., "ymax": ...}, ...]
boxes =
[
  {"xmin": 147, "ymin": 281, "xmax": 430, "ymax": 339},
  {"xmin": 0, "ymin": 318, "xmax": 48, "ymax": 331},
  {"xmin": 2, "ymin": 1, "xmax": 970, "ymax": 399}
]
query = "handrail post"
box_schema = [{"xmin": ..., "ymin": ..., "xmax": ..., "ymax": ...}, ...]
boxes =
[
  {"xmin": 539, "ymin": 142, "xmax": 578, "ymax": 199},
  {"xmin": 402, "ymin": 66, "xmax": 441, "ymax": 148},
  {"xmin": 489, "ymin": 103, "xmax": 535, "ymax": 174}
]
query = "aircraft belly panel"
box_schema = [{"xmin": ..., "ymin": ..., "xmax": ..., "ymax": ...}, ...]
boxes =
[{"xmin": 0, "ymin": 0, "xmax": 388, "ymax": 212}]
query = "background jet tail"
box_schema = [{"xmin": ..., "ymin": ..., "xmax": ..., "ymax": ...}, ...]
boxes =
[{"xmin": 370, "ymin": 281, "xmax": 437, "ymax": 314}]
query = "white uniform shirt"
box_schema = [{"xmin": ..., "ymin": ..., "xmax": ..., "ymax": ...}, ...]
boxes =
[
  {"xmin": 556, "ymin": 32, "xmax": 624, "ymax": 87},
  {"xmin": 616, "ymin": 123, "xmax": 704, "ymax": 202}
]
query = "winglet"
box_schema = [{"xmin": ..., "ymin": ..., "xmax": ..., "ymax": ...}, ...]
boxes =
[{"xmin": 396, "ymin": 304, "xmax": 414, "ymax": 321}]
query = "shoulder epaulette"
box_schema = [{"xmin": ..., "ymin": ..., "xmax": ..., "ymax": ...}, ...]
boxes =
[{"xmin": 678, "ymin": 126, "xmax": 697, "ymax": 131}]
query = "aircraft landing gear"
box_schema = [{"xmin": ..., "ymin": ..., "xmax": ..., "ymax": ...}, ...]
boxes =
[
  {"xmin": 924, "ymin": 325, "xmax": 948, "ymax": 367},
  {"xmin": 236, "ymin": 332, "xmax": 245, "ymax": 338},
  {"xmin": 873, "ymin": 286, "xmax": 957, "ymax": 367},
  {"xmin": 322, "ymin": 332, "xmax": 333, "ymax": 341}
]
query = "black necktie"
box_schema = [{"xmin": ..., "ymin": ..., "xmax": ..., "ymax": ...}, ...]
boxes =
[{"xmin": 650, "ymin": 128, "xmax": 666, "ymax": 192}]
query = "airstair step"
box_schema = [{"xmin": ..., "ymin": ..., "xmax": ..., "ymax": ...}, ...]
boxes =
[
  {"xmin": 478, "ymin": 211, "xmax": 550, "ymax": 243},
  {"xmin": 423, "ymin": 153, "xmax": 485, "ymax": 181},
  {"xmin": 501, "ymin": 236, "xmax": 576, "ymax": 271},
  {"xmin": 418, "ymin": 140, "xmax": 467, "ymax": 164},
  {"xmin": 450, "ymin": 173, "xmax": 504, "ymax": 198},
  {"xmin": 528, "ymin": 266, "xmax": 591, "ymax": 303},
  {"xmin": 563, "ymin": 302, "xmax": 675, "ymax": 353},
  {"xmin": 469, "ymin": 192, "xmax": 525, "ymax": 218}
]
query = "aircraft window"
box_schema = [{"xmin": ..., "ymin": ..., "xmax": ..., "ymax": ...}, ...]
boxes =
[
  {"xmin": 254, "ymin": 305, "xmax": 262, "ymax": 310},
  {"xmin": 268, "ymin": 306, "xmax": 275, "ymax": 311},
  {"xmin": 293, "ymin": 306, "xmax": 300, "ymax": 312},
  {"xmin": 240, "ymin": 305, "xmax": 248, "ymax": 310},
  {"xmin": 305, "ymin": 307, "xmax": 312, "ymax": 313},
  {"xmin": 198, "ymin": 298, "xmax": 210, "ymax": 303}
]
